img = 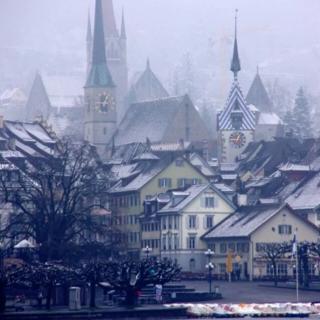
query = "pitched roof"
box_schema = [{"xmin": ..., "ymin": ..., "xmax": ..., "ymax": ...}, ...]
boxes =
[
  {"xmin": 286, "ymin": 172, "xmax": 320, "ymax": 210},
  {"xmin": 25, "ymin": 73, "xmax": 51, "ymax": 121},
  {"xmin": 114, "ymin": 96, "xmax": 185, "ymax": 146},
  {"xmin": 159, "ymin": 184, "xmax": 236, "ymax": 214},
  {"xmin": 203, "ymin": 204, "xmax": 284, "ymax": 239},
  {"xmin": 218, "ymin": 80, "xmax": 256, "ymax": 131},
  {"xmin": 86, "ymin": 0, "xmax": 114, "ymax": 88},
  {"xmin": 246, "ymin": 72, "xmax": 273, "ymax": 112},
  {"xmin": 128, "ymin": 60, "xmax": 169, "ymax": 104},
  {"xmin": 108, "ymin": 156, "xmax": 173, "ymax": 193}
]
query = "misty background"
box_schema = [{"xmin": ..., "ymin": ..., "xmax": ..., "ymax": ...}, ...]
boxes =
[{"xmin": 0, "ymin": 0, "xmax": 319, "ymax": 111}]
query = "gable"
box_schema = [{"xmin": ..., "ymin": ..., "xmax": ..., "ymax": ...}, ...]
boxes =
[
  {"xmin": 141, "ymin": 158, "xmax": 208, "ymax": 198},
  {"xmin": 183, "ymin": 186, "xmax": 235, "ymax": 214},
  {"xmin": 218, "ymin": 81, "xmax": 256, "ymax": 131},
  {"xmin": 252, "ymin": 206, "xmax": 319, "ymax": 243},
  {"xmin": 165, "ymin": 96, "xmax": 211, "ymax": 142}
]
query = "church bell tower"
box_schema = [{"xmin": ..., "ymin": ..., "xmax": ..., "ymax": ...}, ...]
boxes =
[{"xmin": 84, "ymin": 0, "xmax": 117, "ymax": 157}]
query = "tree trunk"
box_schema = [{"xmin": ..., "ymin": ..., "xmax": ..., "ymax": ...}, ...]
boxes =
[
  {"xmin": 273, "ymin": 262, "xmax": 278, "ymax": 287},
  {"xmin": 125, "ymin": 287, "xmax": 137, "ymax": 308},
  {"xmin": 0, "ymin": 281, "xmax": 6, "ymax": 313},
  {"xmin": 46, "ymin": 284, "xmax": 53, "ymax": 310},
  {"xmin": 89, "ymin": 281, "xmax": 96, "ymax": 308}
]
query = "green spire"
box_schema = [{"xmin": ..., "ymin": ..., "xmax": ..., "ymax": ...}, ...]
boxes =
[{"xmin": 85, "ymin": 0, "xmax": 114, "ymax": 88}]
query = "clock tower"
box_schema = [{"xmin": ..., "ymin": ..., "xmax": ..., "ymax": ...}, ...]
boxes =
[
  {"xmin": 217, "ymin": 11, "xmax": 256, "ymax": 163},
  {"xmin": 84, "ymin": 0, "xmax": 117, "ymax": 157}
]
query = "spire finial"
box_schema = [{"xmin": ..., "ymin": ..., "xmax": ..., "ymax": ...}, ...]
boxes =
[
  {"xmin": 146, "ymin": 58, "xmax": 150, "ymax": 70},
  {"xmin": 86, "ymin": 9, "xmax": 92, "ymax": 42},
  {"xmin": 230, "ymin": 9, "xmax": 241, "ymax": 80},
  {"xmin": 256, "ymin": 65, "xmax": 259, "ymax": 75},
  {"xmin": 235, "ymin": 8, "xmax": 238, "ymax": 38}
]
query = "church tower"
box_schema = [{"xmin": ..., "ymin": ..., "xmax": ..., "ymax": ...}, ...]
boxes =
[
  {"xmin": 87, "ymin": 0, "xmax": 128, "ymax": 123},
  {"xmin": 84, "ymin": 0, "xmax": 117, "ymax": 157},
  {"xmin": 217, "ymin": 12, "xmax": 256, "ymax": 163}
]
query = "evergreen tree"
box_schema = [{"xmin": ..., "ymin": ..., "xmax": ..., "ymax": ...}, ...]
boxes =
[
  {"xmin": 283, "ymin": 109, "xmax": 295, "ymax": 136},
  {"xmin": 292, "ymin": 87, "xmax": 312, "ymax": 138}
]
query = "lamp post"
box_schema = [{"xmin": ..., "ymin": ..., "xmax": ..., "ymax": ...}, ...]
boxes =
[
  {"xmin": 143, "ymin": 246, "xmax": 152, "ymax": 259},
  {"xmin": 205, "ymin": 249, "xmax": 214, "ymax": 293}
]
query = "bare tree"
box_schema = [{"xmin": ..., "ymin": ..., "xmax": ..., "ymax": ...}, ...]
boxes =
[
  {"xmin": 105, "ymin": 259, "xmax": 181, "ymax": 307},
  {"xmin": 0, "ymin": 139, "xmax": 111, "ymax": 262},
  {"xmin": 258, "ymin": 242, "xmax": 289, "ymax": 286}
]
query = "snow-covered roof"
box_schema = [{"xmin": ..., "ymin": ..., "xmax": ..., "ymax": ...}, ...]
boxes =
[
  {"xmin": 286, "ymin": 172, "xmax": 320, "ymax": 210},
  {"xmin": 203, "ymin": 204, "xmax": 285, "ymax": 239},
  {"xmin": 114, "ymin": 96, "xmax": 187, "ymax": 146},
  {"xmin": 278, "ymin": 162, "xmax": 311, "ymax": 172},
  {"xmin": 258, "ymin": 112, "xmax": 283, "ymax": 125},
  {"xmin": 159, "ymin": 184, "xmax": 236, "ymax": 214},
  {"xmin": 108, "ymin": 157, "xmax": 172, "ymax": 193}
]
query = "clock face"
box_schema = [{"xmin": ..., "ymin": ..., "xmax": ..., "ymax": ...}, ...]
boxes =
[
  {"xmin": 96, "ymin": 93, "xmax": 115, "ymax": 113},
  {"xmin": 229, "ymin": 132, "xmax": 246, "ymax": 149}
]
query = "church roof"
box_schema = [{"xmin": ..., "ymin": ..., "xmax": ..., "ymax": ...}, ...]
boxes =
[
  {"xmin": 86, "ymin": 0, "xmax": 114, "ymax": 88},
  {"xmin": 114, "ymin": 95, "xmax": 186, "ymax": 146},
  {"xmin": 218, "ymin": 80, "xmax": 256, "ymax": 131},
  {"xmin": 246, "ymin": 72, "xmax": 273, "ymax": 112},
  {"xmin": 128, "ymin": 60, "xmax": 169, "ymax": 104},
  {"xmin": 25, "ymin": 72, "xmax": 51, "ymax": 121}
]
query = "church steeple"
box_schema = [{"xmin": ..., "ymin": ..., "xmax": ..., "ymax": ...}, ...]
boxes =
[
  {"xmin": 121, "ymin": 8, "xmax": 126, "ymax": 39},
  {"xmin": 85, "ymin": 0, "xmax": 114, "ymax": 88},
  {"xmin": 102, "ymin": 0, "xmax": 118, "ymax": 37},
  {"xmin": 86, "ymin": 10, "xmax": 92, "ymax": 42},
  {"xmin": 230, "ymin": 10, "xmax": 241, "ymax": 80}
]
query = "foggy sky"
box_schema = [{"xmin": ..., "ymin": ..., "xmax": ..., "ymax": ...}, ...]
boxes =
[{"xmin": 0, "ymin": 0, "xmax": 319, "ymax": 101}]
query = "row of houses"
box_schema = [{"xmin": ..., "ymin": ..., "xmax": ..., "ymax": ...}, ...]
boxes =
[{"xmin": 104, "ymin": 139, "xmax": 320, "ymax": 280}]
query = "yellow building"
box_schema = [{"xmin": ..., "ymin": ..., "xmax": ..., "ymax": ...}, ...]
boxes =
[
  {"xmin": 203, "ymin": 204, "xmax": 320, "ymax": 280},
  {"xmin": 109, "ymin": 155, "xmax": 208, "ymax": 258}
]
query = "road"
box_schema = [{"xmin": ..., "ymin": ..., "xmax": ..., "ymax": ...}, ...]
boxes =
[{"xmin": 181, "ymin": 280, "xmax": 320, "ymax": 304}]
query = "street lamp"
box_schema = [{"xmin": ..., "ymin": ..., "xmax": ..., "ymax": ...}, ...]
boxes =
[
  {"xmin": 205, "ymin": 249, "xmax": 215, "ymax": 293},
  {"xmin": 142, "ymin": 246, "xmax": 152, "ymax": 259}
]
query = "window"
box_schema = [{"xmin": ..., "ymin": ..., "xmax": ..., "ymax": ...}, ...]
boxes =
[
  {"xmin": 174, "ymin": 235, "xmax": 179, "ymax": 250},
  {"xmin": 278, "ymin": 224, "xmax": 292, "ymax": 235},
  {"xmin": 188, "ymin": 215, "xmax": 197, "ymax": 229},
  {"xmin": 205, "ymin": 196, "xmax": 215, "ymax": 208},
  {"xmin": 208, "ymin": 243, "xmax": 216, "ymax": 252},
  {"xmin": 168, "ymin": 216, "xmax": 172, "ymax": 229},
  {"xmin": 177, "ymin": 178, "xmax": 188, "ymax": 188},
  {"xmin": 220, "ymin": 243, "xmax": 227, "ymax": 254},
  {"xmin": 277, "ymin": 263, "xmax": 288, "ymax": 276},
  {"xmin": 162, "ymin": 236, "xmax": 166, "ymax": 250},
  {"xmin": 191, "ymin": 178, "xmax": 202, "ymax": 185},
  {"xmin": 219, "ymin": 263, "xmax": 226, "ymax": 273},
  {"xmin": 174, "ymin": 216, "xmax": 179, "ymax": 229},
  {"xmin": 188, "ymin": 236, "xmax": 196, "ymax": 249},
  {"xmin": 158, "ymin": 178, "xmax": 172, "ymax": 188},
  {"xmin": 228, "ymin": 242, "xmax": 235, "ymax": 252},
  {"xmin": 206, "ymin": 215, "xmax": 214, "ymax": 229},
  {"xmin": 162, "ymin": 217, "xmax": 167, "ymax": 230}
]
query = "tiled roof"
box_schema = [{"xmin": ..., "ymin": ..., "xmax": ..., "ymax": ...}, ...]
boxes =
[{"xmin": 114, "ymin": 96, "xmax": 185, "ymax": 146}]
